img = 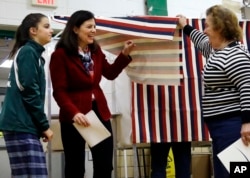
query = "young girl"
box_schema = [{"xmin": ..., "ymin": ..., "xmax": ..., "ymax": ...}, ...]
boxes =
[{"xmin": 0, "ymin": 13, "xmax": 54, "ymax": 178}]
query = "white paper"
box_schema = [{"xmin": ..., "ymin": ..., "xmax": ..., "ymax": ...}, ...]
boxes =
[
  {"xmin": 73, "ymin": 110, "xmax": 111, "ymax": 147},
  {"xmin": 217, "ymin": 138, "xmax": 250, "ymax": 173}
]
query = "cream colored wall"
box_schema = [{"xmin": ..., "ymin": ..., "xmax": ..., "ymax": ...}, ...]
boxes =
[
  {"xmin": 0, "ymin": 0, "xmax": 243, "ymax": 28},
  {"xmin": 168, "ymin": 0, "xmax": 243, "ymax": 19},
  {"xmin": 0, "ymin": 0, "xmax": 146, "ymax": 30}
]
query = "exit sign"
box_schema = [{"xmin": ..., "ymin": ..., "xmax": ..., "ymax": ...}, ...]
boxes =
[{"xmin": 32, "ymin": 0, "xmax": 57, "ymax": 8}]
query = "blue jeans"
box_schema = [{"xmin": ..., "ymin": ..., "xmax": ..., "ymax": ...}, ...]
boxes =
[
  {"xmin": 150, "ymin": 142, "xmax": 191, "ymax": 178},
  {"xmin": 205, "ymin": 116, "xmax": 241, "ymax": 178}
]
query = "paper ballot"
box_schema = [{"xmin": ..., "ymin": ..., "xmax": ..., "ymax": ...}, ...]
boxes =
[
  {"xmin": 73, "ymin": 110, "xmax": 111, "ymax": 147},
  {"xmin": 217, "ymin": 138, "xmax": 250, "ymax": 173}
]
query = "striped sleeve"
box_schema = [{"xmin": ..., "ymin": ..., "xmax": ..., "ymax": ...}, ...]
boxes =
[{"xmin": 224, "ymin": 50, "xmax": 250, "ymax": 123}]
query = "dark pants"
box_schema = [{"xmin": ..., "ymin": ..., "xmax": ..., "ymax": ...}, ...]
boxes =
[
  {"xmin": 205, "ymin": 116, "xmax": 241, "ymax": 178},
  {"xmin": 61, "ymin": 102, "xmax": 113, "ymax": 178},
  {"xmin": 150, "ymin": 141, "xmax": 191, "ymax": 178}
]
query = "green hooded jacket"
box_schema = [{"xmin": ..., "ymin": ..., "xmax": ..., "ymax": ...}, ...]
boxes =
[{"xmin": 0, "ymin": 40, "xmax": 49, "ymax": 137}]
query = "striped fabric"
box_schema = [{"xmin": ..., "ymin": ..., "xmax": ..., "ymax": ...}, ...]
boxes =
[
  {"xmin": 130, "ymin": 19, "xmax": 208, "ymax": 143},
  {"xmin": 131, "ymin": 19, "xmax": 250, "ymax": 143},
  {"xmin": 240, "ymin": 21, "xmax": 250, "ymax": 50},
  {"xmin": 51, "ymin": 16, "xmax": 250, "ymax": 143},
  {"xmin": 4, "ymin": 132, "xmax": 48, "ymax": 178},
  {"xmin": 52, "ymin": 15, "xmax": 178, "ymax": 40}
]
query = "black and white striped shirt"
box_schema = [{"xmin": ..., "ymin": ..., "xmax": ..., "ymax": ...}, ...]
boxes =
[{"xmin": 184, "ymin": 25, "xmax": 250, "ymax": 123}]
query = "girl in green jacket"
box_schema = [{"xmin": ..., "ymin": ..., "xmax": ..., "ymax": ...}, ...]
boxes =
[{"xmin": 0, "ymin": 13, "xmax": 53, "ymax": 178}]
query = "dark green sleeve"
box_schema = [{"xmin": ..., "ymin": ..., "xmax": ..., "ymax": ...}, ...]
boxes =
[{"xmin": 17, "ymin": 48, "xmax": 49, "ymax": 132}]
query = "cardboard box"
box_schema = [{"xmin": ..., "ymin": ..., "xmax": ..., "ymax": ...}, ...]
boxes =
[
  {"xmin": 192, "ymin": 154, "xmax": 211, "ymax": 178},
  {"xmin": 50, "ymin": 119, "xmax": 63, "ymax": 151}
]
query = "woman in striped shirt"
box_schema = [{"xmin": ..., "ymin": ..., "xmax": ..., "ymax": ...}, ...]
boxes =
[{"xmin": 177, "ymin": 5, "xmax": 250, "ymax": 178}]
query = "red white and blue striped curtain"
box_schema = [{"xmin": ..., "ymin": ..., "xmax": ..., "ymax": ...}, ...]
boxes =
[
  {"xmin": 130, "ymin": 19, "xmax": 250, "ymax": 143},
  {"xmin": 131, "ymin": 19, "xmax": 208, "ymax": 143},
  {"xmin": 51, "ymin": 16, "xmax": 250, "ymax": 144}
]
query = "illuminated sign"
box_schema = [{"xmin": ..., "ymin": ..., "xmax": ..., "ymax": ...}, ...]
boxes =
[{"xmin": 32, "ymin": 0, "xmax": 57, "ymax": 8}]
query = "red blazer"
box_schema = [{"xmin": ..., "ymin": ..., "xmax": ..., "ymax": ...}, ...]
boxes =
[{"xmin": 49, "ymin": 45, "xmax": 132, "ymax": 122}]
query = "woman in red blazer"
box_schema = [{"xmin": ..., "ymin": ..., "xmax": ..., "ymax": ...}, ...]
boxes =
[{"xmin": 49, "ymin": 10, "xmax": 135, "ymax": 178}]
